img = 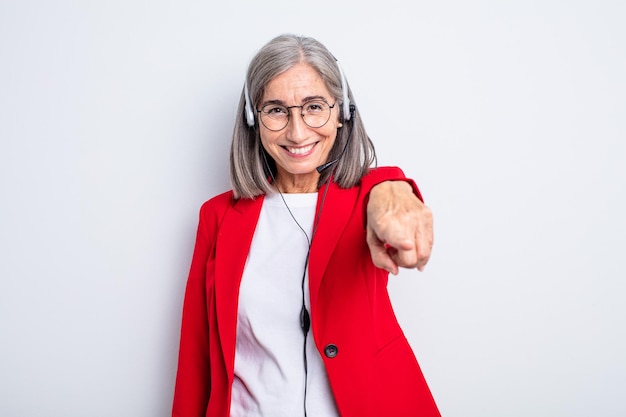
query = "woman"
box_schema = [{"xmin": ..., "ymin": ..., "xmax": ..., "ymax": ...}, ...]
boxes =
[{"xmin": 173, "ymin": 34, "xmax": 440, "ymax": 417}]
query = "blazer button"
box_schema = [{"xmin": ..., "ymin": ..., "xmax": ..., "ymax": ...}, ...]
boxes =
[{"xmin": 324, "ymin": 344, "xmax": 338, "ymax": 358}]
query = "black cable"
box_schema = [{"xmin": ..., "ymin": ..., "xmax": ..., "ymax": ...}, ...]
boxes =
[
  {"xmin": 260, "ymin": 119, "xmax": 352, "ymax": 416},
  {"xmin": 269, "ymin": 166, "xmax": 333, "ymax": 417}
]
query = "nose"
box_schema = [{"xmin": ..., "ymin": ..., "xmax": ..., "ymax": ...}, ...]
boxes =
[{"xmin": 284, "ymin": 107, "xmax": 308, "ymax": 142}]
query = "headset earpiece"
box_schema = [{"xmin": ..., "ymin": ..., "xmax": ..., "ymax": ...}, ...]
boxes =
[
  {"xmin": 244, "ymin": 81, "xmax": 255, "ymax": 127},
  {"xmin": 336, "ymin": 60, "xmax": 351, "ymax": 122}
]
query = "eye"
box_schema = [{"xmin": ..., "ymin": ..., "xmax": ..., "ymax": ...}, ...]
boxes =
[
  {"xmin": 304, "ymin": 101, "xmax": 325, "ymax": 113},
  {"xmin": 264, "ymin": 105, "xmax": 288, "ymax": 116}
]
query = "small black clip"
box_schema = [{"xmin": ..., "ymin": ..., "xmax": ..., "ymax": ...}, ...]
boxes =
[{"xmin": 300, "ymin": 306, "xmax": 310, "ymax": 335}]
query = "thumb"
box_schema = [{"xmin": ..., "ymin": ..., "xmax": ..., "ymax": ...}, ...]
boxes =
[{"xmin": 366, "ymin": 225, "xmax": 399, "ymax": 275}]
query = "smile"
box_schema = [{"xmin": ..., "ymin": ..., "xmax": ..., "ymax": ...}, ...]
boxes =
[{"xmin": 284, "ymin": 143, "xmax": 317, "ymax": 155}]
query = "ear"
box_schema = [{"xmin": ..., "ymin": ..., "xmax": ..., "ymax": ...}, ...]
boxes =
[{"xmin": 337, "ymin": 122, "xmax": 343, "ymax": 128}]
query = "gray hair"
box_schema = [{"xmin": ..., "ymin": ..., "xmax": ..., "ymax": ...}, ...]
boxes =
[{"xmin": 229, "ymin": 34, "xmax": 377, "ymax": 199}]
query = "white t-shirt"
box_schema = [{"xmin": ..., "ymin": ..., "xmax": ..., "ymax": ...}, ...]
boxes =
[{"xmin": 230, "ymin": 192, "xmax": 339, "ymax": 417}]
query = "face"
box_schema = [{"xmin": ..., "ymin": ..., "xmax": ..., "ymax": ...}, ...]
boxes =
[{"xmin": 258, "ymin": 63, "xmax": 342, "ymax": 193}]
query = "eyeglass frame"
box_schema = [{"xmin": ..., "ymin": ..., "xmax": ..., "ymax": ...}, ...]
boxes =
[{"xmin": 256, "ymin": 99, "xmax": 337, "ymax": 132}]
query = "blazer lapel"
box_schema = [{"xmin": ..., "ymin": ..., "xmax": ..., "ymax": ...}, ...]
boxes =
[
  {"xmin": 214, "ymin": 195, "xmax": 263, "ymax": 381},
  {"xmin": 308, "ymin": 181, "xmax": 359, "ymax": 310}
]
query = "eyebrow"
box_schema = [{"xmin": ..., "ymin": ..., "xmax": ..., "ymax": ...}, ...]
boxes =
[{"xmin": 260, "ymin": 95, "xmax": 329, "ymax": 107}]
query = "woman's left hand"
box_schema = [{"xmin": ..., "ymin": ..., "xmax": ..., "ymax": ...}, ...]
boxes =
[{"xmin": 366, "ymin": 181, "xmax": 434, "ymax": 275}]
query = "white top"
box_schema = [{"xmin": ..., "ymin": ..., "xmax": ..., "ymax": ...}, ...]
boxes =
[{"xmin": 230, "ymin": 192, "xmax": 339, "ymax": 417}]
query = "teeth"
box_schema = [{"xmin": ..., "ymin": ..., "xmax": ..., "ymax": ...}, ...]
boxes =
[{"xmin": 286, "ymin": 143, "xmax": 315, "ymax": 155}]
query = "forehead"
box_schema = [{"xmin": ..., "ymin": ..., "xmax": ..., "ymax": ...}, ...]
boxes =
[{"xmin": 262, "ymin": 63, "xmax": 332, "ymax": 102}]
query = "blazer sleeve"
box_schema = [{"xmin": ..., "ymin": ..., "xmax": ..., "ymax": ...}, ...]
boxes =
[
  {"xmin": 172, "ymin": 198, "xmax": 225, "ymax": 417},
  {"xmin": 360, "ymin": 165, "xmax": 424, "ymax": 210}
]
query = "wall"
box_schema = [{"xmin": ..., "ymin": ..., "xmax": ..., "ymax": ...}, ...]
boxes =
[{"xmin": 1, "ymin": 1, "xmax": 624, "ymax": 416}]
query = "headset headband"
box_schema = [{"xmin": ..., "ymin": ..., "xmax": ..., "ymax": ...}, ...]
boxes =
[{"xmin": 244, "ymin": 60, "xmax": 351, "ymax": 127}]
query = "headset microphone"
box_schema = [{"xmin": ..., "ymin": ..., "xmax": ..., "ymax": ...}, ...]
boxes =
[
  {"xmin": 316, "ymin": 104, "xmax": 356, "ymax": 173},
  {"xmin": 316, "ymin": 159, "xmax": 338, "ymax": 174}
]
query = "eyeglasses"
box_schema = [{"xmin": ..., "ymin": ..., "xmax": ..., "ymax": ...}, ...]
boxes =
[{"xmin": 257, "ymin": 99, "xmax": 336, "ymax": 131}]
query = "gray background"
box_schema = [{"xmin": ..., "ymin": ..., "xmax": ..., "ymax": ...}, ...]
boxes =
[{"xmin": 1, "ymin": 1, "xmax": 625, "ymax": 416}]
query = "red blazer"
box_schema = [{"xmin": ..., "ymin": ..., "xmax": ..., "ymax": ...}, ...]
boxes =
[{"xmin": 173, "ymin": 167, "xmax": 440, "ymax": 417}]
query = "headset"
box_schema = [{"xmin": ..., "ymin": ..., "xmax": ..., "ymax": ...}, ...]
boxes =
[
  {"xmin": 249, "ymin": 59, "xmax": 354, "ymax": 417},
  {"xmin": 244, "ymin": 60, "xmax": 353, "ymax": 128}
]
